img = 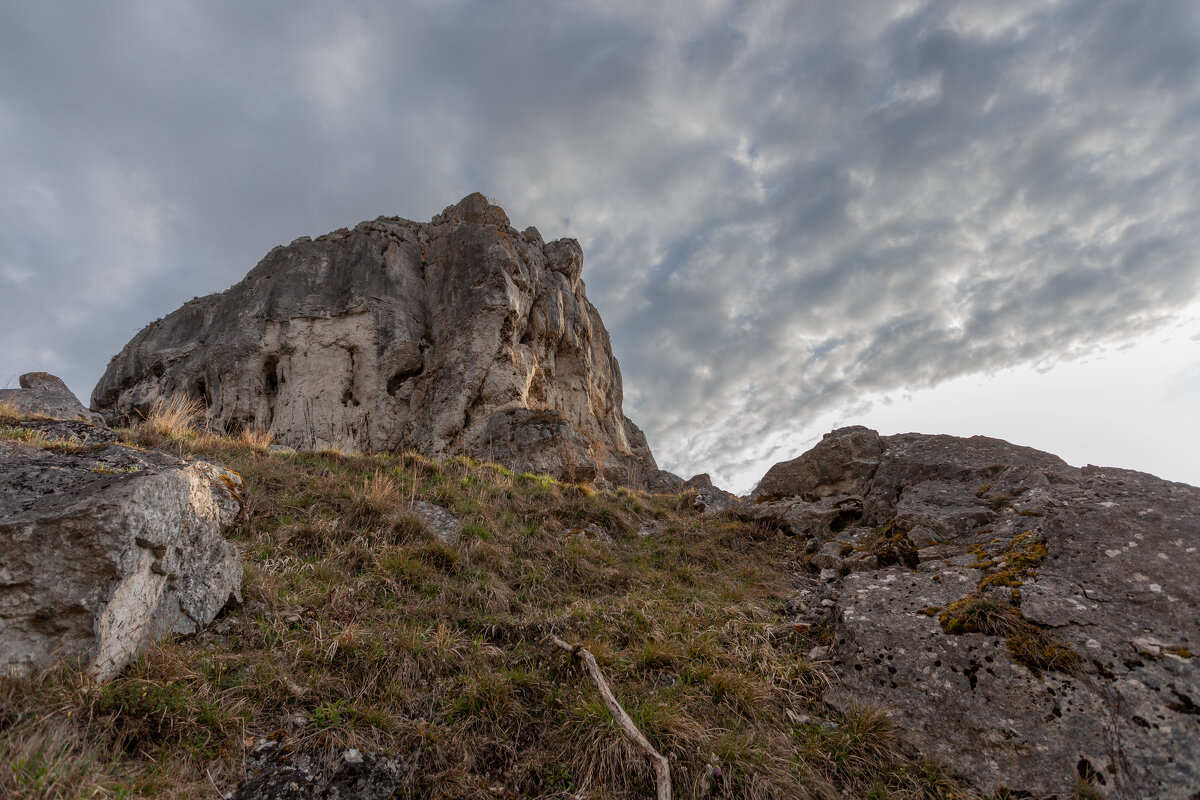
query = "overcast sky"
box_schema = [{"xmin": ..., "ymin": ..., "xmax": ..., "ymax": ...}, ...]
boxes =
[{"xmin": 2, "ymin": 1, "xmax": 1198, "ymax": 492}]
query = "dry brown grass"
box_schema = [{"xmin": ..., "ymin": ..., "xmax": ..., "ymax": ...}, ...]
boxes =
[
  {"xmin": 2, "ymin": 434, "xmax": 980, "ymax": 800},
  {"xmin": 237, "ymin": 425, "xmax": 274, "ymax": 452},
  {"xmin": 0, "ymin": 394, "xmax": 22, "ymax": 422},
  {"xmin": 0, "ymin": 424, "xmax": 50, "ymax": 446},
  {"xmin": 142, "ymin": 395, "xmax": 205, "ymax": 439}
]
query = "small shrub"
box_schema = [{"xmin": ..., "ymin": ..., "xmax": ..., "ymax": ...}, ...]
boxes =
[{"xmin": 939, "ymin": 597, "xmax": 1024, "ymax": 638}]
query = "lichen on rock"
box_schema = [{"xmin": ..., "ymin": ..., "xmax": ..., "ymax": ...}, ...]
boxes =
[{"xmin": 744, "ymin": 426, "xmax": 1200, "ymax": 799}]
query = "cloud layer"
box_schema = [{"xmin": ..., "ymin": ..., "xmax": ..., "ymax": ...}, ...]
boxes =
[{"xmin": 2, "ymin": 1, "xmax": 1198, "ymax": 489}]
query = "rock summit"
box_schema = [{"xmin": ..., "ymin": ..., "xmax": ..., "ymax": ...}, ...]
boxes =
[{"xmin": 93, "ymin": 194, "xmax": 673, "ymax": 486}]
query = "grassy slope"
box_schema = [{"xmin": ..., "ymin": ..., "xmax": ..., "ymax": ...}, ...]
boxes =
[{"xmin": 0, "ymin": 410, "xmax": 978, "ymax": 800}]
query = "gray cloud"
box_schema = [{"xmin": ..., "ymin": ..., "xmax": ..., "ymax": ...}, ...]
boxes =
[{"xmin": 2, "ymin": 1, "xmax": 1197, "ymax": 490}]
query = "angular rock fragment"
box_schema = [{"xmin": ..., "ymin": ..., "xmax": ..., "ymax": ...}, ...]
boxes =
[
  {"xmin": 0, "ymin": 420, "xmax": 243, "ymax": 681},
  {"xmin": 409, "ymin": 499, "xmax": 462, "ymax": 546}
]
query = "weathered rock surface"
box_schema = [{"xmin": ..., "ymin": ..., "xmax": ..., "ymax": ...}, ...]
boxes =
[
  {"xmin": 0, "ymin": 371, "xmax": 105, "ymax": 425},
  {"xmin": 751, "ymin": 424, "xmax": 883, "ymax": 502},
  {"xmin": 747, "ymin": 426, "xmax": 1200, "ymax": 799},
  {"xmin": 0, "ymin": 419, "xmax": 243, "ymax": 681},
  {"xmin": 93, "ymin": 194, "xmax": 666, "ymax": 486},
  {"xmin": 409, "ymin": 499, "xmax": 462, "ymax": 546},
  {"xmin": 232, "ymin": 741, "xmax": 406, "ymax": 800}
]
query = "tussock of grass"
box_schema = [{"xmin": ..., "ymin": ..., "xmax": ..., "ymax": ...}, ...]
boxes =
[
  {"xmin": 143, "ymin": 395, "xmax": 205, "ymax": 438},
  {"xmin": 237, "ymin": 425, "xmax": 274, "ymax": 452},
  {"xmin": 939, "ymin": 596, "xmax": 1080, "ymax": 677},
  {"xmin": 0, "ymin": 424, "xmax": 50, "ymax": 446},
  {"xmin": 2, "ymin": 431, "xmax": 981, "ymax": 800},
  {"xmin": 0, "ymin": 395, "xmax": 23, "ymax": 422}
]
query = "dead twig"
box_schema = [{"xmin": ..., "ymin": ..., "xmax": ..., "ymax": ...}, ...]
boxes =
[{"xmin": 547, "ymin": 634, "xmax": 672, "ymax": 800}]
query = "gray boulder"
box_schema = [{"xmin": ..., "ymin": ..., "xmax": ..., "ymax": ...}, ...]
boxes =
[
  {"xmin": 0, "ymin": 372, "xmax": 105, "ymax": 425},
  {"xmin": 750, "ymin": 425, "xmax": 883, "ymax": 502},
  {"xmin": 0, "ymin": 419, "xmax": 243, "ymax": 681},
  {"xmin": 409, "ymin": 500, "xmax": 462, "ymax": 546},
  {"xmin": 750, "ymin": 427, "xmax": 1200, "ymax": 798},
  {"xmin": 92, "ymin": 194, "xmax": 663, "ymax": 486},
  {"xmin": 684, "ymin": 473, "xmax": 740, "ymax": 513}
]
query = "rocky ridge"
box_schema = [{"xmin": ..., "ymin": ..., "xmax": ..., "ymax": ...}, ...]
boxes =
[
  {"xmin": 93, "ymin": 194, "xmax": 675, "ymax": 488},
  {"xmin": 744, "ymin": 426, "xmax": 1199, "ymax": 799}
]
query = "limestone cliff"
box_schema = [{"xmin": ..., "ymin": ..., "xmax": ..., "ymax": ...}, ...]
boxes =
[{"xmin": 93, "ymin": 194, "xmax": 671, "ymax": 486}]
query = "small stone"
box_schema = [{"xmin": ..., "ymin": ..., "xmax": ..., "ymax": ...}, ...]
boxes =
[
  {"xmin": 410, "ymin": 500, "xmax": 463, "ymax": 545},
  {"xmin": 847, "ymin": 554, "xmax": 880, "ymax": 572},
  {"xmin": 808, "ymin": 646, "xmax": 831, "ymax": 661}
]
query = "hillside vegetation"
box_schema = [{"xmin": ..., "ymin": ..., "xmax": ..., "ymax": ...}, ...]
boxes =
[{"xmin": 1, "ymin": 407, "xmax": 979, "ymax": 800}]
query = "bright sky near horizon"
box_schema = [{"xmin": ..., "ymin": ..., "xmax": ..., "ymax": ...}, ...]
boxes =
[{"xmin": 1, "ymin": 1, "xmax": 1198, "ymax": 492}]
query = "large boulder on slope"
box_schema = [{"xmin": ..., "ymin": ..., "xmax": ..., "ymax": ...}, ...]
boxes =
[
  {"xmin": 92, "ymin": 194, "xmax": 668, "ymax": 486},
  {"xmin": 746, "ymin": 426, "xmax": 1200, "ymax": 799},
  {"xmin": 0, "ymin": 419, "xmax": 243, "ymax": 681},
  {"xmin": 0, "ymin": 372, "xmax": 104, "ymax": 425},
  {"xmin": 750, "ymin": 425, "xmax": 884, "ymax": 502}
]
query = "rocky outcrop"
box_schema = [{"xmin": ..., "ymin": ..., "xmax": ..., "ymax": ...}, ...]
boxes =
[
  {"xmin": 747, "ymin": 427, "xmax": 1200, "ymax": 799},
  {"xmin": 750, "ymin": 425, "xmax": 883, "ymax": 502},
  {"xmin": 684, "ymin": 473, "xmax": 740, "ymax": 514},
  {"xmin": 0, "ymin": 372, "xmax": 104, "ymax": 425},
  {"xmin": 0, "ymin": 418, "xmax": 243, "ymax": 681},
  {"xmin": 92, "ymin": 194, "xmax": 667, "ymax": 486}
]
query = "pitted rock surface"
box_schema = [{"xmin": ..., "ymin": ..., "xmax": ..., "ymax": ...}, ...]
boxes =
[
  {"xmin": 0, "ymin": 420, "xmax": 243, "ymax": 681},
  {"xmin": 231, "ymin": 741, "xmax": 406, "ymax": 800},
  {"xmin": 93, "ymin": 194, "xmax": 664, "ymax": 486},
  {"xmin": 747, "ymin": 426, "xmax": 1200, "ymax": 799}
]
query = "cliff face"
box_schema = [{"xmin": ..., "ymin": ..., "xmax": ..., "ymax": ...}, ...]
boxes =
[
  {"xmin": 744, "ymin": 427, "xmax": 1200, "ymax": 799},
  {"xmin": 93, "ymin": 194, "xmax": 668, "ymax": 485}
]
